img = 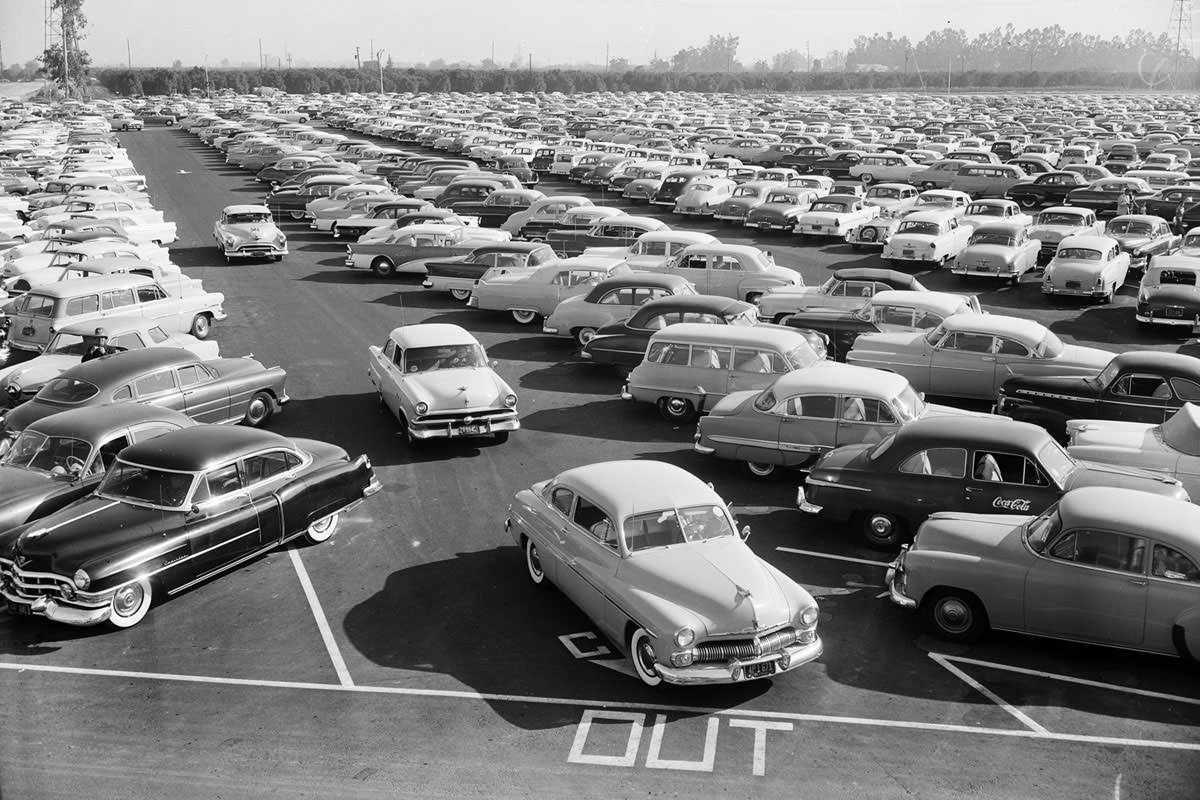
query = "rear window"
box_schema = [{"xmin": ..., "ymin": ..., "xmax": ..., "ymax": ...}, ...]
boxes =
[
  {"xmin": 15, "ymin": 294, "xmax": 56, "ymax": 317},
  {"xmin": 37, "ymin": 377, "xmax": 99, "ymax": 404}
]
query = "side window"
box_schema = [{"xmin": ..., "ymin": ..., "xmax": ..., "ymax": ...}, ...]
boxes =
[
  {"xmin": 1151, "ymin": 544, "xmax": 1200, "ymax": 582},
  {"xmin": 147, "ymin": 326, "xmax": 169, "ymax": 344},
  {"xmin": 1112, "ymin": 374, "xmax": 1170, "ymax": 399},
  {"xmin": 877, "ymin": 306, "xmax": 914, "ymax": 326},
  {"xmin": 641, "ymin": 313, "xmax": 675, "ymax": 330},
  {"xmin": 136, "ymin": 285, "xmax": 168, "ymax": 303},
  {"xmin": 689, "ymin": 344, "xmax": 731, "ymax": 369},
  {"xmin": 133, "ymin": 369, "xmax": 176, "ymax": 397},
  {"xmin": 648, "ymin": 342, "xmax": 691, "ymax": 366},
  {"xmin": 679, "ymin": 312, "xmax": 722, "ymax": 324},
  {"xmin": 995, "ymin": 337, "xmax": 1031, "ymax": 357},
  {"xmin": 90, "ymin": 434, "xmax": 130, "ymax": 476},
  {"xmin": 1170, "ymin": 378, "xmax": 1200, "ymax": 401},
  {"xmin": 243, "ymin": 451, "xmax": 295, "ymax": 484},
  {"xmin": 785, "ymin": 394, "xmax": 838, "ymax": 418},
  {"xmin": 847, "ymin": 397, "xmax": 897, "ymax": 424},
  {"xmin": 128, "ymin": 425, "xmax": 176, "ymax": 443},
  {"xmin": 1050, "ymin": 529, "xmax": 1146, "ymax": 573},
  {"xmin": 898, "ymin": 447, "xmax": 967, "ymax": 478},
  {"xmin": 573, "ymin": 496, "xmax": 617, "ymax": 547},
  {"xmin": 943, "ymin": 332, "xmax": 994, "ymax": 353},
  {"xmin": 66, "ymin": 295, "xmax": 100, "ymax": 316},
  {"xmin": 383, "ymin": 340, "xmax": 396, "ymax": 361},
  {"xmin": 971, "ymin": 450, "xmax": 1048, "ymax": 486},
  {"xmin": 111, "ymin": 385, "xmax": 133, "ymax": 401},
  {"xmin": 101, "ymin": 289, "xmax": 137, "ymax": 310},
  {"xmin": 550, "ymin": 486, "xmax": 575, "ymax": 516},
  {"xmin": 177, "ymin": 364, "xmax": 212, "ymax": 388},
  {"xmin": 109, "ymin": 333, "xmax": 142, "ymax": 350},
  {"xmin": 204, "ymin": 462, "xmax": 244, "ymax": 498},
  {"xmin": 733, "ymin": 347, "xmax": 774, "ymax": 374}
]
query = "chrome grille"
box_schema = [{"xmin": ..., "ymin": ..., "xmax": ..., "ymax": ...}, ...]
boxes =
[
  {"xmin": 422, "ymin": 409, "xmax": 515, "ymax": 423},
  {"xmin": 694, "ymin": 627, "xmax": 799, "ymax": 663},
  {"xmin": 8, "ymin": 566, "xmax": 72, "ymax": 599}
]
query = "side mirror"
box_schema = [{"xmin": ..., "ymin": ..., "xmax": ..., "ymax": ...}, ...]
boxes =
[{"xmin": 740, "ymin": 525, "xmax": 752, "ymax": 541}]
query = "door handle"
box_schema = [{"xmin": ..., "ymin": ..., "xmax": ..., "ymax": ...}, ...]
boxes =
[
  {"xmin": 981, "ymin": 356, "xmax": 995, "ymax": 362},
  {"xmin": 913, "ymin": 497, "xmax": 933, "ymax": 505},
  {"xmin": 1129, "ymin": 579, "xmax": 1147, "ymax": 586},
  {"xmin": 965, "ymin": 487, "xmax": 983, "ymax": 494}
]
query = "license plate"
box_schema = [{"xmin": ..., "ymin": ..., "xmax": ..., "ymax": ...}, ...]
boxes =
[
  {"xmin": 8, "ymin": 601, "xmax": 29, "ymax": 616},
  {"xmin": 758, "ymin": 222, "xmax": 771, "ymax": 229},
  {"xmin": 455, "ymin": 423, "xmax": 486, "ymax": 436},
  {"xmin": 20, "ymin": 326, "xmax": 33, "ymax": 336},
  {"xmin": 744, "ymin": 660, "xmax": 776, "ymax": 679},
  {"xmin": 1167, "ymin": 306, "xmax": 1184, "ymax": 317},
  {"xmin": 812, "ymin": 226, "xmax": 823, "ymax": 232},
  {"xmin": 903, "ymin": 250, "xmax": 914, "ymax": 257}
]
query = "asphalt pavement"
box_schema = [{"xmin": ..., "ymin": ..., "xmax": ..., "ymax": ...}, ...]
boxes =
[{"xmin": 0, "ymin": 127, "xmax": 1196, "ymax": 799}]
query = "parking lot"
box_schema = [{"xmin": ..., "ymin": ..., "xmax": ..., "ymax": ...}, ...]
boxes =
[{"xmin": 1, "ymin": 125, "xmax": 1197, "ymax": 799}]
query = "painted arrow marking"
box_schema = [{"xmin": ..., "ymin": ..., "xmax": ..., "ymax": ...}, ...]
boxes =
[
  {"xmin": 559, "ymin": 630, "xmax": 637, "ymax": 678},
  {"xmin": 177, "ymin": 169, "xmax": 190, "ymax": 174}
]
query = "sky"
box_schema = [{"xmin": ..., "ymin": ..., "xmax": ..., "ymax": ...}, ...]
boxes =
[{"xmin": 0, "ymin": 0, "xmax": 1186, "ymax": 70}]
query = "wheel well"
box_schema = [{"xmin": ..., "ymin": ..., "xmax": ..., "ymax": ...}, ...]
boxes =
[
  {"xmin": 1172, "ymin": 624, "xmax": 1196, "ymax": 661},
  {"xmin": 923, "ymin": 584, "xmax": 990, "ymax": 620}
]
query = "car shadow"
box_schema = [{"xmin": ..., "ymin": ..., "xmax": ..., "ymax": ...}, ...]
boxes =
[
  {"xmin": 1047, "ymin": 305, "xmax": 1143, "ymax": 346},
  {"xmin": 367, "ymin": 291, "xmax": 465, "ymax": 313},
  {"xmin": 169, "ymin": 244, "xmax": 227, "ymax": 270},
  {"xmin": 268, "ymin": 391, "xmax": 416, "ymax": 468},
  {"xmin": 485, "ymin": 338, "xmax": 576, "ymax": 367},
  {"xmin": 519, "ymin": 398, "xmax": 694, "ymax": 443},
  {"xmin": 343, "ymin": 546, "xmax": 771, "ymax": 730}
]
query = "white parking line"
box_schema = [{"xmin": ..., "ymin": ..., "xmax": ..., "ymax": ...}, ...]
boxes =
[
  {"xmin": 941, "ymin": 654, "xmax": 1200, "ymax": 707},
  {"xmin": 1, "ymin": 661, "xmax": 1197, "ymax": 752},
  {"xmin": 288, "ymin": 548, "xmax": 354, "ymax": 687},
  {"xmin": 930, "ymin": 652, "xmax": 1049, "ymax": 734},
  {"xmin": 775, "ymin": 547, "xmax": 891, "ymax": 568}
]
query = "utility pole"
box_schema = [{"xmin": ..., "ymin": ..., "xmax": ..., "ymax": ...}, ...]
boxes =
[
  {"xmin": 904, "ymin": 49, "xmax": 910, "ymax": 74},
  {"xmin": 946, "ymin": 52, "xmax": 951, "ymax": 95},
  {"xmin": 528, "ymin": 53, "xmax": 532, "ymax": 73},
  {"xmin": 61, "ymin": 11, "xmax": 70, "ymax": 97},
  {"xmin": 126, "ymin": 38, "xmax": 131, "ymax": 69},
  {"xmin": 1170, "ymin": 0, "xmax": 1193, "ymax": 86},
  {"xmin": 490, "ymin": 40, "xmax": 495, "ymax": 66},
  {"xmin": 605, "ymin": 41, "xmax": 610, "ymax": 71},
  {"xmin": 376, "ymin": 49, "xmax": 384, "ymax": 94},
  {"xmin": 203, "ymin": 55, "xmax": 211, "ymax": 97},
  {"xmin": 354, "ymin": 46, "xmax": 361, "ymax": 70},
  {"xmin": 258, "ymin": 38, "xmax": 264, "ymax": 72}
]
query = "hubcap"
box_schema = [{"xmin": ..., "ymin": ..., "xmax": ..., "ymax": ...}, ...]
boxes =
[
  {"xmin": 113, "ymin": 584, "xmax": 143, "ymax": 617},
  {"xmin": 869, "ymin": 515, "xmax": 893, "ymax": 536},
  {"xmin": 936, "ymin": 598, "xmax": 971, "ymax": 633},
  {"xmin": 637, "ymin": 639, "xmax": 657, "ymax": 675},
  {"xmin": 747, "ymin": 462, "xmax": 774, "ymax": 477},
  {"xmin": 667, "ymin": 399, "xmax": 687, "ymax": 415},
  {"xmin": 528, "ymin": 544, "xmax": 542, "ymax": 577}
]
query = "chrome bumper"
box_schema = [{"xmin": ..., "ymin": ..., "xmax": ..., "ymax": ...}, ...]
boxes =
[
  {"xmin": 885, "ymin": 547, "xmax": 917, "ymax": 609},
  {"xmin": 1, "ymin": 587, "xmax": 111, "ymax": 626},
  {"xmin": 653, "ymin": 637, "xmax": 823, "ymax": 685},
  {"xmin": 796, "ymin": 485, "xmax": 823, "ymax": 514},
  {"xmin": 408, "ymin": 416, "xmax": 519, "ymax": 440}
]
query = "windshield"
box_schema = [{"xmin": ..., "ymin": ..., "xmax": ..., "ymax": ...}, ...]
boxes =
[
  {"xmin": 1023, "ymin": 504, "xmax": 1063, "ymax": 554},
  {"xmin": 622, "ymin": 504, "xmax": 735, "ymax": 551},
  {"xmin": 732, "ymin": 187, "xmax": 758, "ymax": 197},
  {"xmin": 869, "ymin": 187, "xmax": 899, "ymax": 198},
  {"xmin": 892, "ymin": 385, "xmax": 925, "ymax": 422},
  {"xmin": 403, "ymin": 343, "xmax": 487, "ymax": 372},
  {"xmin": 1034, "ymin": 331, "xmax": 1064, "ymax": 358},
  {"xmin": 786, "ymin": 344, "xmax": 819, "ymax": 370},
  {"xmin": 96, "ymin": 460, "xmax": 195, "ymax": 509},
  {"xmin": 767, "ymin": 192, "xmax": 800, "ymax": 204},
  {"xmin": 1107, "ymin": 220, "xmax": 1153, "ymax": 236},
  {"xmin": 1037, "ymin": 440, "xmax": 1077, "ymax": 486},
  {"xmin": 970, "ymin": 233, "xmax": 1016, "ymax": 246},
  {"xmin": 227, "ymin": 213, "xmax": 270, "ymax": 224},
  {"xmin": 36, "ymin": 377, "xmax": 99, "ymax": 404},
  {"xmin": 2, "ymin": 431, "xmax": 90, "ymax": 475},
  {"xmin": 44, "ymin": 331, "xmax": 94, "ymax": 355},
  {"xmin": 1037, "ymin": 213, "xmax": 1083, "ymax": 226},
  {"xmin": 726, "ymin": 307, "xmax": 759, "ymax": 326}
]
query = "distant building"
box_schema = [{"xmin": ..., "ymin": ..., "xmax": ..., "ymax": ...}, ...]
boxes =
[{"xmin": 851, "ymin": 63, "xmax": 893, "ymax": 73}]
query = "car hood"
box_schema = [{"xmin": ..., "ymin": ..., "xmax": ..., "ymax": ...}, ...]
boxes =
[
  {"xmin": 913, "ymin": 512, "xmax": 1021, "ymax": 557},
  {"xmin": 0, "ymin": 464, "xmax": 67, "ymax": 510},
  {"xmin": 10, "ymin": 496, "xmax": 180, "ymax": 575},
  {"xmin": 1112, "ymin": 235, "xmax": 1152, "ymax": 250},
  {"xmin": 221, "ymin": 223, "xmax": 281, "ymax": 241},
  {"xmin": 0, "ymin": 355, "xmax": 79, "ymax": 391},
  {"xmin": 1029, "ymin": 224, "xmax": 1084, "ymax": 240},
  {"xmin": 619, "ymin": 537, "xmax": 797, "ymax": 635},
  {"xmin": 1066, "ymin": 458, "xmax": 1188, "ymax": 497},
  {"xmin": 406, "ymin": 368, "xmax": 511, "ymax": 409},
  {"xmin": 1068, "ymin": 421, "xmax": 1169, "ymax": 464}
]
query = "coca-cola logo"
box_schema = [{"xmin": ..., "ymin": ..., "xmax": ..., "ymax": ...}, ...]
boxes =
[{"xmin": 993, "ymin": 497, "xmax": 1032, "ymax": 512}]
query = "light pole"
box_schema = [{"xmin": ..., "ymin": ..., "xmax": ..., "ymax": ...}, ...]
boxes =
[{"xmin": 376, "ymin": 49, "xmax": 384, "ymax": 94}]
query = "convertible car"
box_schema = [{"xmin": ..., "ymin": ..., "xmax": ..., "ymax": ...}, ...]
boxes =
[
  {"xmin": 506, "ymin": 460, "xmax": 822, "ymax": 685},
  {"xmin": 0, "ymin": 426, "xmax": 380, "ymax": 628}
]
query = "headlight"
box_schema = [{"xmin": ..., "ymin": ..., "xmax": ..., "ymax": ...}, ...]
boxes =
[
  {"xmin": 414, "ymin": 401, "xmax": 429, "ymax": 415},
  {"xmin": 73, "ymin": 568, "xmax": 90, "ymax": 590},
  {"xmin": 799, "ymin": 605, "xmax": 819, "ymax": 627},
  {"xmin": 674, "ymin": 626, "xmax": 695, "ymax": 647},
  {"xmin": 503, "ymin": 393, "xmax": 517, "ymax": 408}
]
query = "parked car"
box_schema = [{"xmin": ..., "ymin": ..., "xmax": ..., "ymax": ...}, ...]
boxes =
[
  {"xmin": 848, "ymin": 153, "xmax": 923, "ymax": 185},
  {"xmin": 421, "ymin": 242, "xmax": 557, "ymax": 300},
  {"xmin": 910, "ymin": 158, "xmax": 971, "ymax": 190},
  {"xmin": 642, "ymin": 243, "xmax": 801, "ymax": 302},
  {"xmin": 344, "ymin": 222, "xmax": 510, "ymax": 278},
  {"xmin": 1105, "ymin": 214, "xmax": 1181, "ymax": 270},
  {"xmin": 580, "ymin": 295, "xmax": 760, "ymax": 376},
  {"xmin": 783, "ymin": 290, "xmax": 978, "ymax": 361},
  {"xmin": 794, "ymin": 194, "xmax": 879, "ymax": 239},
  {"xmin": 881, "ymin": 210, "xmax": 972, "ymax": 269},
  {"xmin": 844, "ymin": 216, "xmax": 903, "ymax": 251},
  {"xmin": 847, "ymin": 314, "xmax": 1114, "ymax": 400},
  {"xmin": 212, "ymin": 204, "xmax": 287, "ymax": 263},
  {"xmin": 712, "ymin": 180, "xmax": 784, "ymax": 225},
  {"xmin": 367, "ymin": 323, "xmax": 518, "ymax": 444},
  {"xmin": 958, "ymin": 199, "xmax": 1034, "ymax": 232},
  {"xmin": 801, "ymin": 151, "xmax": 865, "ymax": 178},
  {"xmin": 518, "ymin": 203, "xmax": 622, "ymax": 241},
  {"xmin": 622, "ymin": 323, "xmax": 823, "ymax": 422},
  {"xmin": 1004, "ymin": 171, "xmax": 1091, "ymax": 210},
  {"xmin": 951, "ymin": 222, "xmax": 1042, "ymax": 284},
  {"xmin": 467, "ymin": 254, "xmax": 630, "ymax": 324},
  {"xmin": 861, "ymin": 183, "xmax": 920, "ymax": 218},
  {"xmin": 0, "ymin": 347, "xmax": 289, "ymax": 443},
  {"xmin": 1067, "ymin": 402, "xmax": 1200, "ymax": 500},
  {"xmin": 996, "ymin": 351, "xmax": 1200, "ymax": 438},
  {"xmin": 328, "ymin": 198, "xmax": 432, "ymax": 239},
  {"xmin": 1064, "ymin": 177, "xmax": 1155, "ymax": 217},
  {"xmin": 949, "ymin": 163, "xmax": 1029, "ymax": 199},
  {"xmin": 583, "ymin": 230, "xmax": 719, "ymax": 271},
  {"xmin": 885, "ymin": 486, "xmax": 1200, "ymax": 657},
  {"xmin": 506, "ymin": 459, "xmax": 822, "ymax": 685},
  {"xmin": 907, "ymin": 189, "xmax": 972, "ymax": 218},
  {"xmin": 695, "ymin": 363, "xmax": 975, "ymax": 479},
  {"xmin": 1040, "ymin": 234, "xmax": 1131, "ymax": 302},
  {"xmin": 755, "ymin": 268, "xmax": 928, "ymax": 323},
  {"xmin": 1026, "ymin": 206, "xmax": 1105, "ymax": 263},
  {"xmin": 743, "ymin": 186, "xmax": 821, "ymax": 232},
  {"xmin": 0, "ymin": 425, "xmax": 380, "ymax": 628},
  {"xmin": 543, "ymin": 273, "xmax": 696, "ymax": 346},
  {"xmin": 672, "ymin": 177, "xmax": 737, "ymax": 216},
  {"xmin": 545, "ymin": 216, "xmax": 668, "ymax": 257},
  {"xmin": 0, "ymin": 404, "xmax": 195, "ymax": 534},
  {"xmin": 1135, "ymin": 255, "xmax": 1200, "ymax": 327},
  {"xmin": 502, "ymin": 195, "xmax": 593, "ymax": 238},
  {"xmin": 0, "ymin": 315, "xmax": 219, "ymax": 406},
  {"xmin": 1139, "ymin": 185, "xmax": 1200, "ymax": 232},
  {"xmin": 796, "ymin": 416, "xmax": 1188, "ymax": 548}
]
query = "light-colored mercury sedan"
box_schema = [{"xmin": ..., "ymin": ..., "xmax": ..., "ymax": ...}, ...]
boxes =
[
  {"xmin": 887, "ymin": 486, "xmax": 1200, "ymax": 658},
  {"xmin": 506, "ymin": 460, "xmax": 823, "ymax": 685}
]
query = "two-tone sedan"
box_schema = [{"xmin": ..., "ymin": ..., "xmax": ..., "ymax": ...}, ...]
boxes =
[
  {"xmin": 542, "ymin": 273, "xmax": 695, "ymax": 346},
  {"xmin": 794, "ymin": 194, "xmax": 879, "ymax": 239},
  {"xmin": 506, "ymin": 460, "xmax": 822, "ymax": 685},
  {"xmin": 1026, "ymin": 206, "xmax": 1105, "ymax": 263},
  {"xmin": 421, "ymin": 242, "xmax": 557, "ymax": 301},
  {"xmin": 755, "ymin": 268, "xmax": 928, "ymax": 323},
  {"xmin": 467, "ymin": 255, "xmax": 630, "ymax": 325},
  {"xmin": 345, "ymin": 223, "xmax": 511, "ymax": 278},
  {"xmin": 367, "ymin": 323, "xmax": 518, "ymax": 444},
  {"xmin": 847, "ymin": 314, "xmax": 1114, "ymax": 400},
  {"xmin": 996, "ymin": 351, "xmax": 1200, "ymax": 438},
  {"xmin": 580, "ymin": 295, "xmax": 760, "ymax": 377},
  {"xmin": 886, "ymin": 487, "xmax": 1200, "ymax": 657},
  {"xmin": 694, "ymin": 363, "xmax": 974, "ymax": 479},
  {"xmin": 544, "ymin": 216, "xmax": 668, "ymax": 258},
  {"xmin": 0, "ymin": 426, "xmax": 380, "ymax": 628},
  {"xmin": 1063, "ymin": 177, "xmax": 1156, "ymax": 217},
  {"xmin": 743, "ymin": 186, "xmax": 820, "ymax": 232},
  {"xmin": 1104, "ymin": 214, "xmax": 1180, "ymax": 270},
  {"xmin": 796, "ymin": 416, "xmax": 1189, "ymax": 548},
  {"xmin": 212, "ymin": 205, "xmax": 287, "ymax": 263},
  {"xmin": 0, "ymin": 348, "xmax": 288, "ymax": 445}
]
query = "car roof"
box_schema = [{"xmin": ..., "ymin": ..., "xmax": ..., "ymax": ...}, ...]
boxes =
[
  {"xmin": 902, "ymin": 209, "xmax": 960, "ymax": 222},
  {"xmin": 830, "ymin": 267, "xmax": 923, "ymax": 287},
  {"xmin": 940, "ymin": 313, "xmax": 1048, "ymax": 339},
  {"xmin": 554, "ymin": 460, "xmax": 722, "ymax": 520},
  {"xmin": 60, "ymin": 347, "xmax": 201, "ymax": 384},
  {"xmin": 388, "ymin": 323, "xmax": 480, "ymax": 348},
  {"xmin": 1059, "ymin": 486, "xmax": 1200, "ymax": 543},
  {"xmin": 27, "ymin": 272, "xmax": 154, "ymax": 297},
  {"xmin": 588, "ymin": 273, "xmax": 690, "ymax": 293},
  {"xmin": 58, "ymin": 313, "xmax": 160, "ymax": 335},
  {"xmin": 471, "ymin": 241, "xmax": 549, "ymax": 254},
  {"xmin": 894, "ymin": 416, "xmax": 1047, "ymax": 450},
  {"xmin": 767, "ymin": 362, "xmax": 911, "ymax": 397},
  {"xmin": 28, "ymin": 403, "xmax": 194, "ymax": 438},
  {"xmin": 1107, "ymin": 350, "xmax": 1200, "ymax": 375},
  {"xmin": 1057, "ymin": 234, "xmax": 1116, "ymax": 248},
  {"xmin": 971, "ymin": 222, "xmax": 1028, "ymax": 235},
  {"xmin": 650, "ymin": 321, "xmax": 813, "ymax": 346},
  {"xmin": 119, "ymin": 425, "xmax": 298, "ymax": 473},
  {"xmin": 870, "ymin": 290, "xmax": 969, "ymax": 312},
  {"xmin": 678, "ymin": 243, "xmax": 770, "ymax": 259},
  {"xmin": 633, "ymin": 294, "xmax": 753, "ymax": 315}
]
